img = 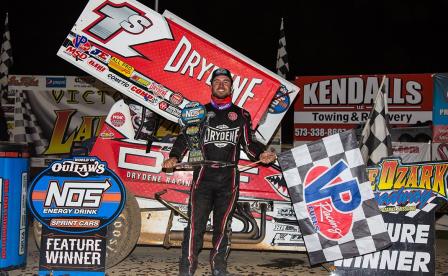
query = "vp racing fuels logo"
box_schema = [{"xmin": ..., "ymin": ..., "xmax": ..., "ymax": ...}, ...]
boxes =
[
  {"xmin": 28, "ymin": 157, "xmax": 126, "ymax": 234},
  {"xmin": 304, "ymin": 160, "xmax": 361, "ymax": 240},
  {"xmin": 203, "ymin": 125, "xmax": 239, "ymax": 148},
  {"xmin": 368, "ymin": 158, "xmax": 448, "ymax": 213}
]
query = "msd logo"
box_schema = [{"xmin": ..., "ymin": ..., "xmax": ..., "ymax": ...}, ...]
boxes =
[{"xmin": 304, "ymin": 160, "xmax": 361, "ymax": 240}]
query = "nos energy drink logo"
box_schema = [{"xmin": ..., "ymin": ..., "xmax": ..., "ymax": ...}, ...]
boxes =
[
  {"xmin": 181, "ymin": 102, "xmax": 205, "ymax": 125},
  {"xmin": 304, "ymin": 160, "xmax": 361, "ymax": 240},
  {"xmin": 28, "ymin": 157, "xmax": 125, "ymax": 234}
]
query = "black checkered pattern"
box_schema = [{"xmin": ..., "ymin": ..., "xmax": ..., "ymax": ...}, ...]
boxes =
[
  {"xmin": 360, "ymin": 77, "xmax": 392, "ymax": 166},
  {"xmin": 12, "ymin": 91, "xmax": 48, "ymax": 155},
  {"xmin": 278, "ymin": 130, "xmax": 391, "ymax": 265},
  {"xmin": 276, "ymin": 18, "xmax": 289, "ymax": 79},
  {"xmin": 0, "ymin": 13, "xmax": 12, "ymax": 105}
]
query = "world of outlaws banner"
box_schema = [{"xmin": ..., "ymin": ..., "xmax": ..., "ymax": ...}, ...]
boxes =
[{"xmin": 56, "ymin": 0, "xmax": 299, "ymax": 145}]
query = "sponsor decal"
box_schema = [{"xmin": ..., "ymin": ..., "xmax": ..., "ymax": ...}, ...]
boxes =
[
  {"xmin": 72, "ymin": 34, "xmax": 91, "ymax": 52},
  {"xmin": 392, "ymin": 145, "xmax": 420, "ymax": 154},
  {"xmin": 272, "ymin": 233, "xmax": 303, "ymax": 242},
  {"xmin": 159, "ymin": 101, "xmax": 168, "ymax": 110},
  {"xmin": 207, "ymin": 111, "xmax": 216, "ymax": 119},
  {"xmin": 130, "ymin": 85, "xmax": 158, "ymax": 103},
  {"xmin": 87, "ymin": 58, "xmax": 107, "ymax": 72},
  {"xmin": 98, "ymin": 125, "xmax": 116, "ymax": 140},
  {"xmin": 131, "ymin": 72, "xmax": 150, "ymax": 87},
  {"xmin": 228, "ymin": 111, "xmax": 238, "ymax": 121},
  {"xmin": 277, "ymin": 207, "xmax": 296, "ymax": 218},
  {"xmin": 304, "ymin": 160, "xmax": 361, "ymax": 240},
  {"xmin": 108, "ymin": 56, "xmax": 135, "ymax": 77},
  {"xmin": 166, "ymin": 105, "xmax": 181, "ymax": 117},
  {"xmin": 64, "ymin": 45, "xmax": 88, "ymax": 61},
  {"xmin": 75, "ymin": 76, "xmax": 96, "ymax": 84},
  {"xmin": 269, "ymin": 85, "xmax": 290, "ymax": 114},
  {"xmin": 180, "ymin": 102, "xmax": 206, "ymax": 125},
  {"xmin": 169, "ymin": 93, "xmax": 183, "ymax": 106},
  {"xmin": 203, "ymin": 125, "xmax": 239, "ymax": 148},
  {"xmin": 110, "ymin": 112, "xmax": 125, "ymax": 127},
  {"xmin": 148, "ymin": 80, "xmax": 169, "ymax": 98},
  {"xmin": 273, "ymin": 224, "xmax": 300, "ymax": 232},
  {"xmin": 46, "ymin": 77, "xmax": 67, "ymax": 88},
  {"xmin": 89, "ymin": 46, "xmax": 111, "ymax": 63},
  {"xmin": 107, "ymin": 73, "xmax": 130, "ymax": 88},
  {"xmin": 8, "ymin": 76, "xmax": 39, "ymax": 87}
]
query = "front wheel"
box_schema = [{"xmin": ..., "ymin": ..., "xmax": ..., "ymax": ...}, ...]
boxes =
[{"xmin": 32, "ymin": 190, "xmax": 142, "ymax": 268}]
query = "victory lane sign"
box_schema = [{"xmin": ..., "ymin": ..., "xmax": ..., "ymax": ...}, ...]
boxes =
[{"xmin": 28, "ymin": 157, "xmax": 126, "ymax": 276}]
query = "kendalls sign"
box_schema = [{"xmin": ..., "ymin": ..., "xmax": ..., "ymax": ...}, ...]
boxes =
[{"xmin": 28, "ymin": 157, "xmax": 126, "ymax": 276}]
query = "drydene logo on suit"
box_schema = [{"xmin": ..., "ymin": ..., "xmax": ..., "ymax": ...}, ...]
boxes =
[
  {"xmin": 203, "ymin": 125, "xmax": 239, "ymax": 148},
  {"xmin": 304, "ymin": 160, "xmax": 361, "ymax": 240}
]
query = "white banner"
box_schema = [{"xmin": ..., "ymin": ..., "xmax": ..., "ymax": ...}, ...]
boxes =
[
  {"xmin": 8, "ymin": 75, "xmax": 119, "ymax": 156},
  {"xmin": 392, "ymin": 141, "xmax": 431, "ymax": 162}
]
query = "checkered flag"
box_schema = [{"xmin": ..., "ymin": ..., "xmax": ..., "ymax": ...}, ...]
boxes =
[
  {"xmin": 278, "ymin": 130, "xmax": 391, "ymax": 265},
  {"xmin": 360, "ymin": 76, "xmax": 392, "ymax": 166},
  {"xmin": 276, "ymin": 18, "xmax": 289, "ymax": 79},
  {"xmin": 11, "ymin": 90, "xmax": 48, "ymax": 155},
  {"xmin": 1, "ymin": 13, "xmax": 12, "ymax": 104}
]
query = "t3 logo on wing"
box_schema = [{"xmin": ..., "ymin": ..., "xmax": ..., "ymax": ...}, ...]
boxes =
[
  {"xmin": 304, "ymin": 160, "xmax": 361, "ymax": 240},
  {"xmin": 79, "ymin": 0, "xmax": 173, "ymax": 57},
  {"xmin": 44, "ymin": 180, "xmax": 111, "ymax": 208}
]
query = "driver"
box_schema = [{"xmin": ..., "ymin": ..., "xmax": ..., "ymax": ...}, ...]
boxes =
[{"xmin": 162, "ymin": 68, "xmax": 276, "ymax": 276}]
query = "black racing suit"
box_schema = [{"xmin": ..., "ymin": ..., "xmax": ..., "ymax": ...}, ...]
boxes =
[{"xmin": 169, "ymin": 103, "xmax": 264, "ymax": 275}]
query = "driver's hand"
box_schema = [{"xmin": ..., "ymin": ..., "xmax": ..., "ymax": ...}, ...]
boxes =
[
  {"xmin": 162, "ymin": 157, "xmax": 178, "ymax": 169},
  {"xmin": 259, "ymin": 151, "xmax": 277, "ymax": 164}
]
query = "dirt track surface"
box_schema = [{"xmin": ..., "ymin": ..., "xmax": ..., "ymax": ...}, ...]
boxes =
[{"xmin": 6, "ymin": 234, "xmax": 448, "ymax": 275}]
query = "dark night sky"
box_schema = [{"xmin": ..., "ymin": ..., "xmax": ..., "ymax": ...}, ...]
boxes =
[{"xmin": 3, "ymin": 0, "xmax": 448, "ymax": 78}]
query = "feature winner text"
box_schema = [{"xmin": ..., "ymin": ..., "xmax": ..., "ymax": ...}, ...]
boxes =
[
  {"xmin": 45, "ymin": 237, "xmax": 102, "ymax": 265},
  {"xmin": 335, "ymin": 223, "xmax": 431, "ymax": 272}
]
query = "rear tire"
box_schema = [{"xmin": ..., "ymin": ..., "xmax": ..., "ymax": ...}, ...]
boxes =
[{"xmin": 32, "ymin": 190, "xmax": 141, "ymax": 268}]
